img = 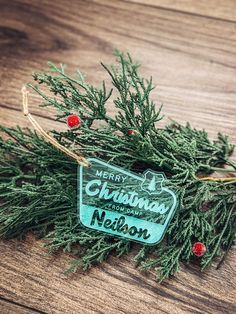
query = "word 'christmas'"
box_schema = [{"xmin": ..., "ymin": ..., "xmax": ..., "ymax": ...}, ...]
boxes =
[{"xmin": 85, "ymin": 179, "xmax": 169, "ymax": 214}]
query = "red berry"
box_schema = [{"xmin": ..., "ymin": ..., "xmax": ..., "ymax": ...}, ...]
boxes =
[
  {"xmin": 67, "ymin": 114, "xmax": 81, "ymax": 128},
  {"xmin": 127, "ymin": 129, "xmax": 134, "ymax": 135},
  {"xmin": 192, "ymin": 242, "xmax": 206, "ymax": 257}
]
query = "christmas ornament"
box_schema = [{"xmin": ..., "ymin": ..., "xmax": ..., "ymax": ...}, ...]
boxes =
[
  {"xmin": 192, "ymin": 242, "xmax": 206, "ymax": 257},
  {"xmin": 67, "ymin": 114, "xmax": 80, "ymax": 128},
  {"xmin": 0, "ymin": 52, "xmax": 235, "ymax": 282},
  {"xmin": 79, "ymin": 158, "xmax": 177, "ymax": 244}
]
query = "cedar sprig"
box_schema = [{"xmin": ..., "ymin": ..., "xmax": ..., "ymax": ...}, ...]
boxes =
[{"xmin": 0, "ymin": 51, "xmax": 235, "ymax": 281}]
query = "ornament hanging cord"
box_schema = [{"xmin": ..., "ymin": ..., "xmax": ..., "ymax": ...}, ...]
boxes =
[
  {"xmin": 21, "ymin": 86, "xmax": 236, "ymax": 182},
  {"xmin": 21, "ymin": 86, "xmax": 90, "ymax": 167}
]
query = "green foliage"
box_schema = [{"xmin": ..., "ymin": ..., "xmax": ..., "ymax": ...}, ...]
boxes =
[{"xmin": 0, "ymin": 51, "xmax": 235, "ymax": 281}]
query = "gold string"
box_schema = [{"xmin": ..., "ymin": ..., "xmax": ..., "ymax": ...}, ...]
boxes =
[
  {"xmin": 21, "ymin": 86, "xmax": 90, "ymax": 167},
  {"xmin": 199, "ymin": 176, "xmax": 236, "ymax": 182}
]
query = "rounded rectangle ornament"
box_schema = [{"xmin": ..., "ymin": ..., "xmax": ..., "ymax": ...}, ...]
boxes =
[{"xmin": 78, "ymin": 158, "xmax": 178, "ymax": 245}]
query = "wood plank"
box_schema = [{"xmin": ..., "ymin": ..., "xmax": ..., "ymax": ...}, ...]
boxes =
[
  {"xmin": 126, "ymin": 0, "xmax": 236, "ymax": 22},
  {"xmin": 0, "ymin": 94, "xmax": 236, "ymax": 314},
  {"xmin": 0, "ymin": 0, "xmax": 235, "ymax": 143},
  {"xmin": 0, "ymin": 235, "xmax": 236, "ymax": 314},
  {"xmin": 0, "ymin": 298, "xmax": 43, "ymax": 314},
  {"xmin": 0, "ymin": 0, "xmax": 236, "ymax": 313}
]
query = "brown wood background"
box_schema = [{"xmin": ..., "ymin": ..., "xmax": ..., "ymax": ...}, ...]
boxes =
[{"xmin": 0, "ymin": 0, "xmax": 236, "ymax": 313}]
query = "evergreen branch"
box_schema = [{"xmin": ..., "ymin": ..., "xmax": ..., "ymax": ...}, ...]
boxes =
[{"xmin": 0, "ymin": 51, "xmax": 235, "ymax": 282}]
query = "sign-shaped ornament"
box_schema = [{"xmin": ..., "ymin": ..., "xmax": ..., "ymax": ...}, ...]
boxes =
[{"xmin": 78, "ymin": 158, "xmax": 178, "ymax": 245}]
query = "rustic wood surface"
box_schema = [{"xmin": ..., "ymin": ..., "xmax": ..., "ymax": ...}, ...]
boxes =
[{"xmin": 0, "ymin": 0, "xmax": 235, "ymax": 313}]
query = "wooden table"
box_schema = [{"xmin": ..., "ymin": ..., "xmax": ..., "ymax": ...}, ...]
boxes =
[{"xmin": 0, "ymin": 1, "xmax": 235, "ymax": 313}]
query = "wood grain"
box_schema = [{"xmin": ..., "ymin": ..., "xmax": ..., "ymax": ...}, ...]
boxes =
[
  {"xmin": 127, "ymin": 0, "xmax": 236, "ymax": 22},
  {"xmin": 0, "ymin": 0, "xmax": 235, "ymax": 313},
  {"xmin": 1, "ymin": 0, "xmax": 236, "ymax": 140},
  {"xmin": 0, "ymin": 235, "xmax": 236, "ymax": 314},
  {"xmin": 0, "ymin": 298, "xmax": 43, "ymax": 314}
]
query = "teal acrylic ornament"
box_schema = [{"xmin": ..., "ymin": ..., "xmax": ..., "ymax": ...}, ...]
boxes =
[{"xmin": 78, "ymin": 158, "xmax": 178, "ymax": 245}]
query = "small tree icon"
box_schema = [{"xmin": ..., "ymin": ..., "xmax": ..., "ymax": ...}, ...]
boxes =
[
  {"xmin": 141, "ymin": 171, "xmax": 165, "ymax": 195},
  {"xmin": 148, "ymin": 176, "xmax": 156, "ymax": 192}
]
